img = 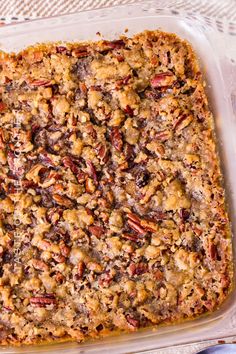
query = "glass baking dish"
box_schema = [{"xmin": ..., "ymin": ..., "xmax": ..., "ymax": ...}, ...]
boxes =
[{"xmin": 0, "ymin": 1, "xmax": 236, "ymax": 352}]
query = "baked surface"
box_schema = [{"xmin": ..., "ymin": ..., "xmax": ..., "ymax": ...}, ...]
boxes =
[{"xmin": 0, "ymin": 30, "xmax": 233, "ymax": 345}]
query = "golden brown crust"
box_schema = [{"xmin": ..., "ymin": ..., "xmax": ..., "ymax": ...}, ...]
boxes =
[{"xmin": 0, "ymin": 30, "xmax": 233, "ymax": 346}]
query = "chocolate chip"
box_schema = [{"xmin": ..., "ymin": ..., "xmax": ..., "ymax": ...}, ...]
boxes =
[{"xmin": 136, "ymin": 170, "xmax": 150, "ymax": 188}]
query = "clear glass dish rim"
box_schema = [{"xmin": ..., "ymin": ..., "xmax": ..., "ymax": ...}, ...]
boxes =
[{"xmin": 0, "ymin": 2, "xmax": 235, "ymax": 352}]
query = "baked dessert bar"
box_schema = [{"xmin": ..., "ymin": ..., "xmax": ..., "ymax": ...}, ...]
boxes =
[{"xmin": 0, "ymin": 30, "xmax": 233, "ymax": 345}]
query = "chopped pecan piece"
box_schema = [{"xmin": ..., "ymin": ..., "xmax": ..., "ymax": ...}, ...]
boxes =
[
  {"xmin": 116, "ymin": 75, "xmax": 131, "ymax": 88},
  {"xmin": 129, "ymin": 262, "xmax": 147, "ymax": 276},
  {"xmin": 127, "ymin": 212, "xmax": 140, "ymax": 224},
  {"xmin": 105, "ymin": 39, "xmax": 125, "ymax": 49},
  {"xmin": 95, "ymin": 143, "xmax": 109, "ymax": 164},
  {"xmin": 126, "ymin": 315, "xmax": 140, "ymax": 328},
  {"xmin": 88, "ymin": 225, "xmax": 104, "ymax": 238},
  {"xmin": 153, "ymin": 268, "xmax": 164, "ymax": 281},
  {"xmin": 0, "ymin": 101, "xmax": 7, "ymax": 112},
  {"xmin": 173, "ymin": 113, "xmax": 193, "ymax": 131},
  {"xmin": 59, "ymin": 243, "xmax": 70, "ymax": 257},
  {"xmin": 155, "ymin": 129, "xmax": 172, "ymax": 142},
  {"xmin": 77, "ymin": 171, "xmax": 87, "ymax": 183},
  {"xmin": 126, "ymin": 212, "xmax": 157, "ymax": 234},
  {"xmin": 127, "ymin": 213, "xmax": 146, "ymax": 235},
  {"xmin": 30, "ymin": 79, "xmax": 52, "ymax": 87},
  {"xmin": 124, "ymin": 105, "xmax": 134, "ymax": 117},
  {"xmin": 76, "ymin": 261, "xmax": 85, "ymax": 279},
  {"xmin": 62, "ymin": 156, "xmax": 79, "ymax": 175},
  {"xmin": 0, "ymin": 128, "xmax": 5, "ymax": 148},
  {"xmin": 123, "ymin": 143, "xmax": 135, "ymax": 162},
  {"xmin": 127, "ymin": 219, "xmax": 146, "ymax": 234},
  {"xmin": 110, "ymin": 127, "xmax": 123, "ymax": 152},
  {"xmin": 85, "ymin": 178, "xmax": 96, "ymax": 193},
  {"xmin": 39, "ymin": 152, "xmax": 56, "ymax": 167},
  {"xmin": 86, "ymin": 160, "xmax": 98, "ymax": 184},
  {"xmin": 30, "ymin": 295, "xmax": 56, "ymax": 307},
  {"xmin": 98, "ymin": 271, "xmax": 113, "ymax": 287},
  {"xmin": 31, "ymin": 259, "xmax": 49, "ymax": 271},
  {"xmin": 208, "ymin": 242, "xmax": 217, "ymax": 261},
  {"xmin": 116, "ymin": 54, "xmax": 125, "ymax": 62},
  {"xmin": 73, "ymin": 46, "xmax": 89, "ymax": 58},
  {"xmin": 151, "ymin": 72, "xmax": 174, "ymax": 88},
  {"xmin": 56, "ymin": 46, "xmax": 70, "ymax": 54},
  {"xmin": 122, "ymin": 233, "xmax": 140, "ymax": 242},
  {"xmin": 52, "ymin": 194, "xmax": 74, "ymax": 208},
  {"xmin": 7, "ymin": 151, "xmax": 25, "ymax": 177},
  {"xmin": 191, "ymin": 224, "xmax": 203, "ymax": 236},
  {"xmin": 53, "ymin": 254, "xmax": 66, "ymax": 263},
  {"xmin": 179, "ymin": 208, "xmax": 190, "ymax": 221}
]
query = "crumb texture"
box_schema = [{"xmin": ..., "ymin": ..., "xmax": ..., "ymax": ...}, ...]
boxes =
[{"xmin": 0, "ymin": 30, "xmax": 233, "ymax": 345}]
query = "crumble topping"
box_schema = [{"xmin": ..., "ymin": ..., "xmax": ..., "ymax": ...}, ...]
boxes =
[{"xmin": 0, "ymin": 30, "xmax": 233, "ymax": 345}]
